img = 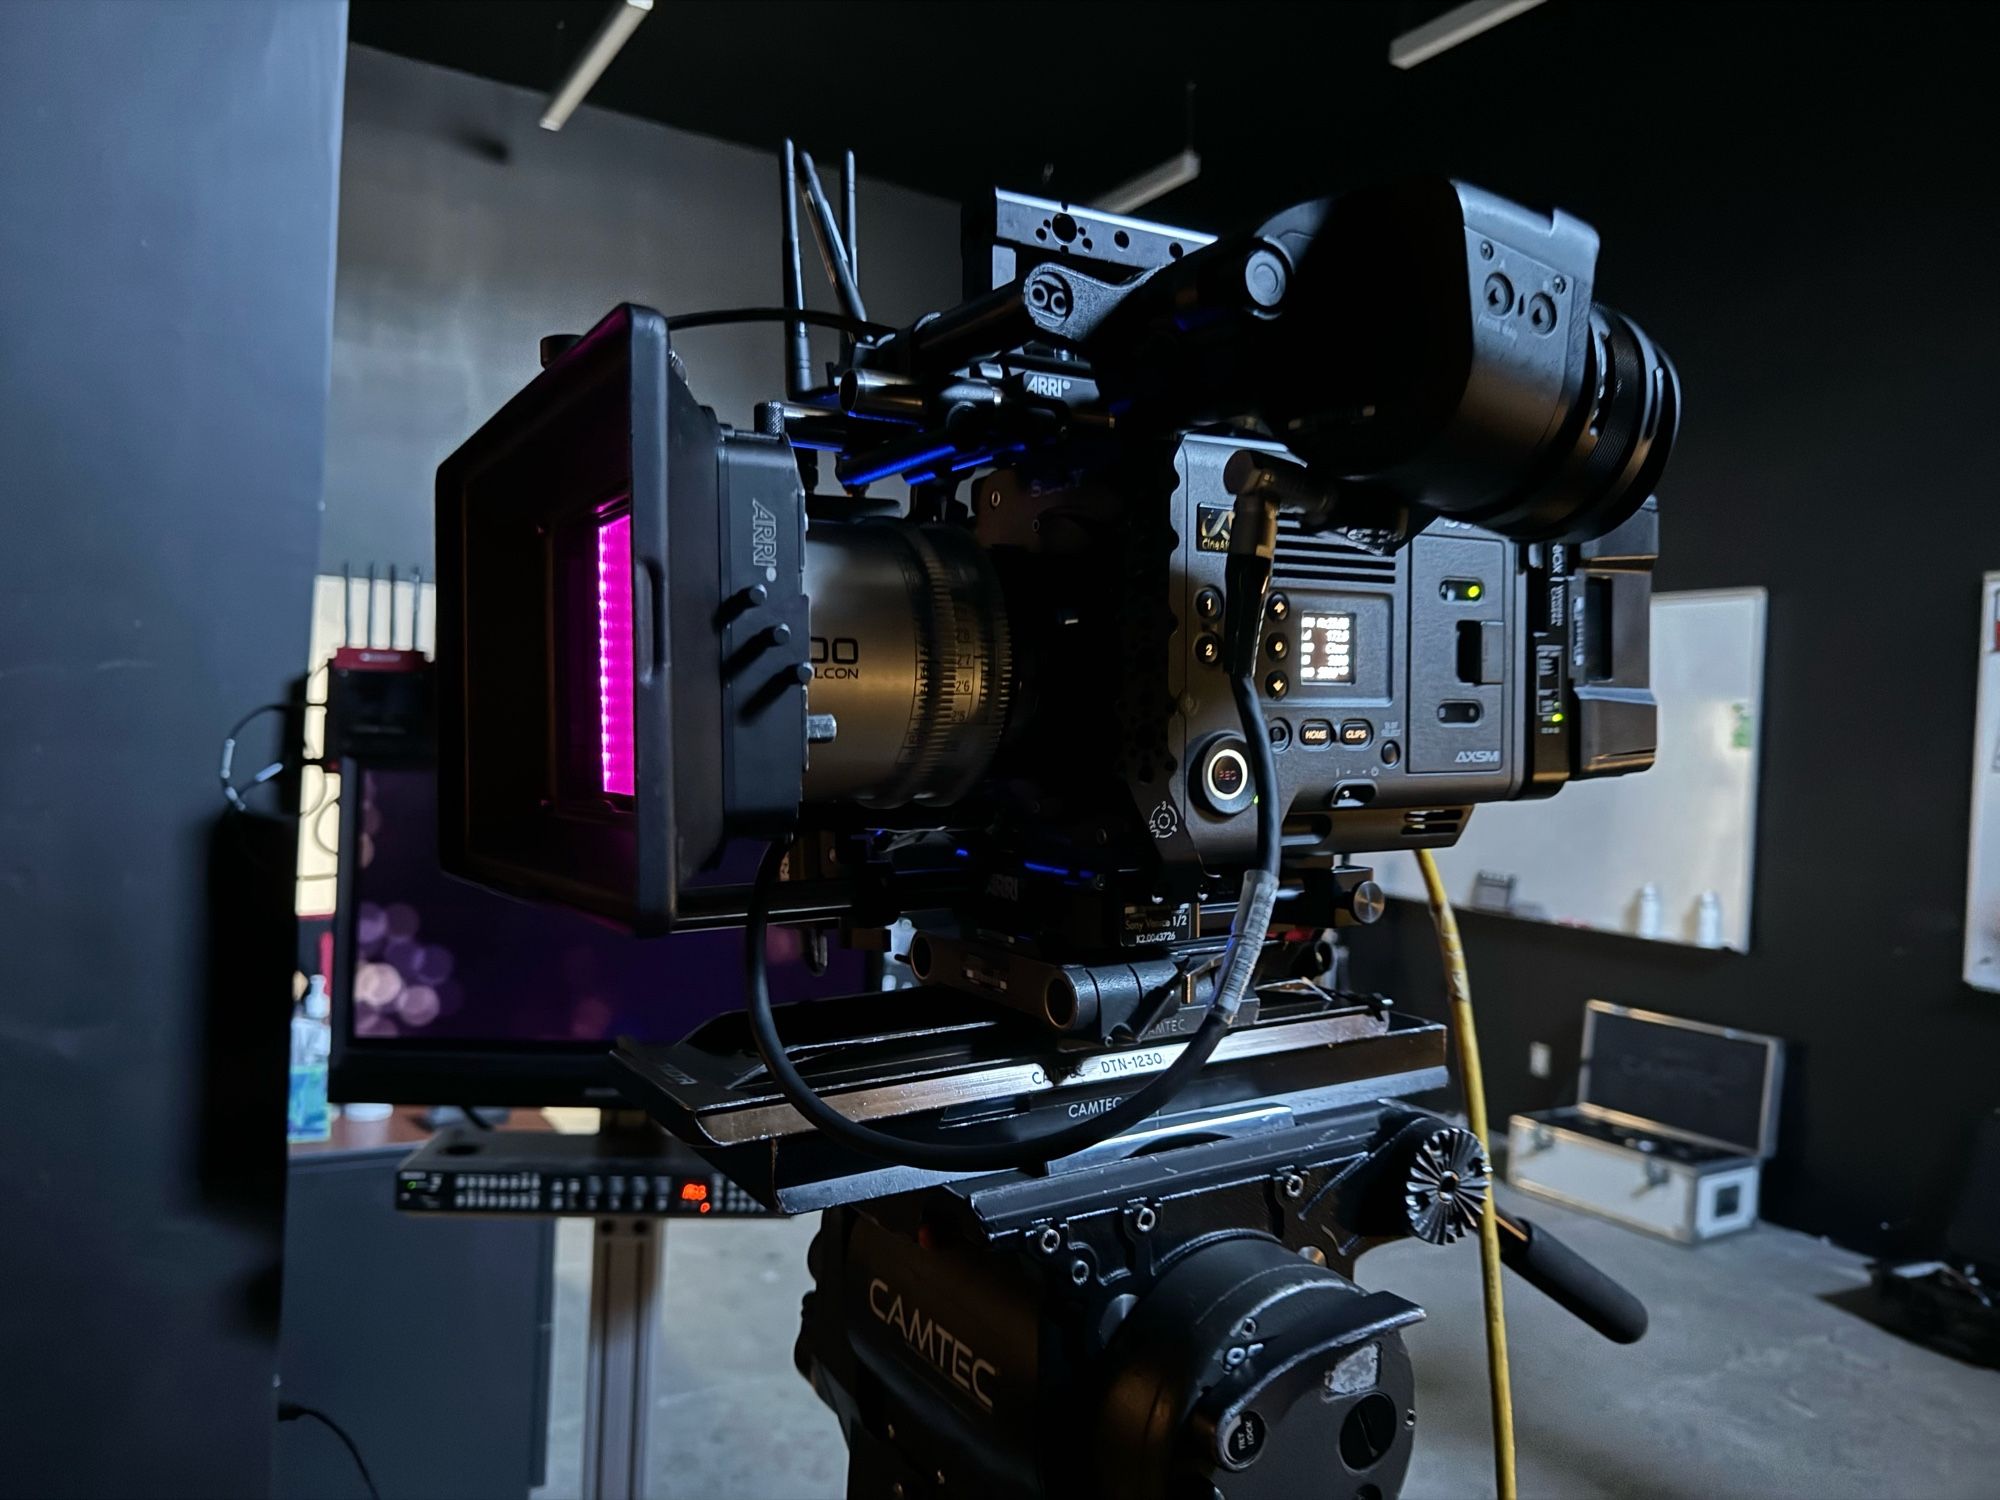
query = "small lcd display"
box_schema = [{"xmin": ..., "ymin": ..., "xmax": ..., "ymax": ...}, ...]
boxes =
[{"xmin": 1298, "ymin": 612, "xmax": 1355, "ymax": 685}]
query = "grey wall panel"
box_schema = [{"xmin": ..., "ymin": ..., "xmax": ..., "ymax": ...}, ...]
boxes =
[{"xmin": 327, "ymin": 46, "xmax": 962, "ymax": 571}]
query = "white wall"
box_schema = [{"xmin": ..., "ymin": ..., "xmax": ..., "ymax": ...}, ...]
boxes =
[{"xmin": 326, "ymin": 45, "xmax": 963, "ymax": 569}]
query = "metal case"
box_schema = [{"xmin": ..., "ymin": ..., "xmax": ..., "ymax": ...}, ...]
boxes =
[{"xmin": 1506, "ymin": 1001, "xmax": 1784, "ymax": 1244}]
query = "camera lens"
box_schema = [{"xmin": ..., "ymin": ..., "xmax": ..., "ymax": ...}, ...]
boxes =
[{"xmin": 801, "ymin": 523, "xmax": 1013, "ymax": 808}]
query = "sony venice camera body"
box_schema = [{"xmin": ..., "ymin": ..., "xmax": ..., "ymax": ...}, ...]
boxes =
[{"xmin": 437, "ymin": 167, "xmax": 1677, "ymax": 1499}]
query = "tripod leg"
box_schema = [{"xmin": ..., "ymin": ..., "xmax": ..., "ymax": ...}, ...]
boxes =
[{"xmin": 582, "ymin": 1216, "xmax": 662, "ymax": 1500}]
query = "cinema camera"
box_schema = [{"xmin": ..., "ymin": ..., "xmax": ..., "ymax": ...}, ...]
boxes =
[{"xmin": 436, "ymin": 149, "xmax": 1677, "ymax": 1499}]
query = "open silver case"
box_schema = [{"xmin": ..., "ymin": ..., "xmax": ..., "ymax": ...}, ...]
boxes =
[{"xmin": 1506, "ymin": 1000, "xmax": 1785, "ymax": 1244}]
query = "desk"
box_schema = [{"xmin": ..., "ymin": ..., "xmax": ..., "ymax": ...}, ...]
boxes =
[{"xmin": 288, "ymin": 1102, "xmax": 559, "ymax": 1156}]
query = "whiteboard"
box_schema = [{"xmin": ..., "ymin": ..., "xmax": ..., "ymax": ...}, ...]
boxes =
[
  {"xmin": 1375, "ymin": 588, "xmax": 1766, "ymax": 951},
  {"xmin": 1966, "ymin": 573, "xmax": 2000, "ymax": 991}
]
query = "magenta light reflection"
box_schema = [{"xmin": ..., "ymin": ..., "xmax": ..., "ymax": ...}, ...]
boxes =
[{"xmin": 597, "ymin": 512, "xmax": 636, "ymax": 797}]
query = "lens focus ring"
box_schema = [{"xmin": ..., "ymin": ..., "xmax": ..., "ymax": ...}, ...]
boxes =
[
  {"xmin": 801, "ymin": 523, "xmax": 1013, "ymax": 808},
  {"xmin": 899, "ymin": 524, "xmax": 1015, "ymax": 806}
]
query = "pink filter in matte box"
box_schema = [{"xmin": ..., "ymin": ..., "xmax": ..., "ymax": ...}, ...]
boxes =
[{"xmin": 596, "ymin": 510, "xmax": 635, "ymax": 798}]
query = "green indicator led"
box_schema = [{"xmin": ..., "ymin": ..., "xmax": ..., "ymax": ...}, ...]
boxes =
[
  {"xmin": 1467, "ymin": 584, "xmax": 1482, "ymax": 599},
  {"xmin": 1551, "ymin": 711, "xmax": 1565, "ymax": 723}
]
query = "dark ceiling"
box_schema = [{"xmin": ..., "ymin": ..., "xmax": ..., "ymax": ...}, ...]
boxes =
[
  {"xmin": 348, "ymin": 2, "xmax": 1940, "ymax": 248},
  {"xmin": 347, "ymin": 0, "xmax": 1691, "ymax": 229}
]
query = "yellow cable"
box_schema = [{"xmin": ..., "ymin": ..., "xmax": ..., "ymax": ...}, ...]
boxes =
[{"xmin": 1415, "ymin": 847, "xmax": 1518, "ymax": 1500}]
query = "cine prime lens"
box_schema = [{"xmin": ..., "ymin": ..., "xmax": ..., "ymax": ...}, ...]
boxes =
[{"xmin": 801, "ymin": 523, "xmax": 1013, "ymax": 808}]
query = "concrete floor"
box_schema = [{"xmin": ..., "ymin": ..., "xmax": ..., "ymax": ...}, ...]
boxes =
[{"xmin": 533, "ymin": 1188, "xmax": 2000, "ymax": 1500}]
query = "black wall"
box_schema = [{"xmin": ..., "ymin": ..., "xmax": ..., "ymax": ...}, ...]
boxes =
[
  {"xmin": 1322, "ymin": 5, "xmax": 2000, "ymax": 1251},
  {"xmin": 0, "ymin": 3, "xmax": 346, "ymax": 1493}
]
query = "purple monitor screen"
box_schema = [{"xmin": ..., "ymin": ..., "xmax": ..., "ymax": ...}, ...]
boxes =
[{"xmin": 341, "ymin": 765, "xmax": 859, "ymax": 1047}]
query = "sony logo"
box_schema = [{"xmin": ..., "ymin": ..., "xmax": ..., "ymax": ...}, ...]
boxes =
[
  {"xmin": 869, "ymin": 1278, "xmax": 999, "ymax": 1412},
  {"xmin": 1455, "ymin": 749, "xmax": 1502, "ymax": 764}
]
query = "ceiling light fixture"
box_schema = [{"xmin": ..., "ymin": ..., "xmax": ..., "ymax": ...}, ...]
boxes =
[
  {"xmin": 1389, "ymin": 0, "xmax": 1545, "ymax": 70},
  {"xmin": 539, "ymin": 0, "xmax": 654, "ymax": 132}
]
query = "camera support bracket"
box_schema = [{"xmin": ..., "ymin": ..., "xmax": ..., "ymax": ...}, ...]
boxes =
[{"xmin": 612, "ymin": 981, "xmax": 1448, "ymax": 1211}]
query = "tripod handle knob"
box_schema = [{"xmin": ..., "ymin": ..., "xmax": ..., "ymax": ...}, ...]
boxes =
[
  {"xmin": 1399, "ymin": 1123, "xmax": 1488, "ymax": 1245},
  {"xmin": 1346, "ymin": 878, "xmax": 1386, "ymax": 925},
  {"xmin": 1332, "ymin": 865, "xmax": 1385, "ymax": 928}
]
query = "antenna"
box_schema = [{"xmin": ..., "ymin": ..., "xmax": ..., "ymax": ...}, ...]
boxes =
[
  {"xmin": 841, "ymin": 149, "xmax": 858, "ymax": 286},
  {"xmin": 797, "ymin": 149, "xmax": 867, "ymax": 325},
  {"xmin": 780, "ymin": 140, "xmax": 813, "ymax": 400},
  {"xmin": 841, "ymin": 149, "xmax": 860, "ymax": 364}
]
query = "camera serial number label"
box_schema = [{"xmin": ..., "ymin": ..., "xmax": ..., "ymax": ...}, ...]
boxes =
[
  {"xmin": 1032, "ymin": 1040, "xmax": 1199, "ymax": 1093},
  {"xmin": 1075, "ymin": 1049, "xmax": 1168, "ymax": 1079}
]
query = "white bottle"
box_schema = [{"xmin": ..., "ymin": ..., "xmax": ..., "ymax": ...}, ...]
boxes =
[
  {"xmin": 1695, "ymin": 890, "xmax": 1726, "ymax": 948},
  {"xmin": 300, "ymin": 975, "xmax": 393, "ymax": 1121},
  {"xmin": 1636, "ymin": 883, "xmax": 1663, "ymax": 940},
  {"xmin": 292, "ymin": 976, "xmax": 331, "ymax": 1066},
  {"xmin": 288, "ymin": 976, "xmax": 336, "ymax": 1142},
  {"xmin": 302, "ymin": 975, "xmax": 332, "ymax": 1064}
]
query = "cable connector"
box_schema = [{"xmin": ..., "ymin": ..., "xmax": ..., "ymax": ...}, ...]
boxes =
[{"xmin": 1225, "ymin": 447, "xmax": 1334, "ymax": 525}]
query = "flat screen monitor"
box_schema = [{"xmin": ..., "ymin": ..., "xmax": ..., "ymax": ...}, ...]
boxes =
[{"xmin": 328, "ymin": 761, "xmax": 866, "ymax": 1104}]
